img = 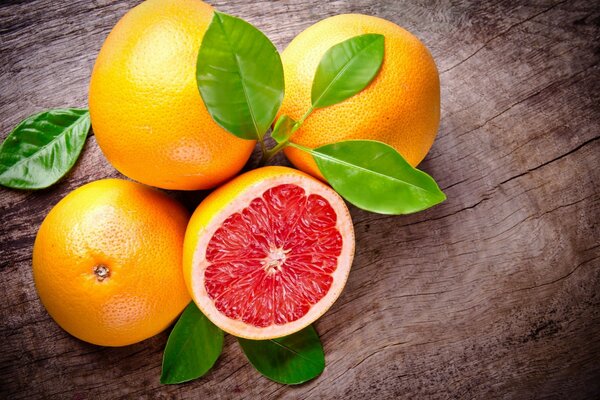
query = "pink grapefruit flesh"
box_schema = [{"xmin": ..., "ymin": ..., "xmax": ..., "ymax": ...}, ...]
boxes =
[{"xmin": 185, "ymin": 168, "xmax": 354, "ymax": 339}]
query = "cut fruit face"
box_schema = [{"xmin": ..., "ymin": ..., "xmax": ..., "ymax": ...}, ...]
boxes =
[{"xmin": 184, "ymin": 168, "xmax": 354, "ymax": 339}]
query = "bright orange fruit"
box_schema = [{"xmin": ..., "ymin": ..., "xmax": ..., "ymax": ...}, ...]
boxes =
[
  {"xmin": 32, "ymin": 179, "xmax": 190, "ymax": 346},
  {"xmin": 89, "ymin": 0, "xmax": 255, "ymax": 190},
  {"xmin": 280, "ymin": 14, "xmax": 440, "ymax": 179}
]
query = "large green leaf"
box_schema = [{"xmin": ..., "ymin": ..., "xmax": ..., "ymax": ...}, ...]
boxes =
[
  {"xmin": 292, "ymin": 140, "xmax": 446, "ymax": 214},
  {"xmin": 0, "ymin": 109, "xmax": 90, "ymax": 189},
  {"xmin": 311, "ymin": 34, "xmax": 384, "ymax": 109},
  {"xmin": 238, "ymin": 325, "xmax": 325, "ymax": 385},
  {"xmin": 161, "ymin": 302, "xmax": 224, "ymax": 385},
  {"xmin": 196, "ymin": 11, "xmax": 284, "ymax": 140}
]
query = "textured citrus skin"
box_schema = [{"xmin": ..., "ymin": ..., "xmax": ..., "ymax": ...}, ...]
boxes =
[
  {"xmin": 89, "ymin": 0, "xmax": 255, "ymax": 190},
  {"xmin": 183, "ymin": 166, "xmax": 355, "ymax": 339},
  {"xmin": 280, "ymin": 14, "xmax": 440, "ymax": 179},
  {"xmin": 32, "ymin": 179, "xmax": 191, "ymax": 346}
]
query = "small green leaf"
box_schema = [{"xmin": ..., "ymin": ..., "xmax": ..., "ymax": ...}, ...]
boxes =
[
  {"xmin": 0, "ymin": 109, "xmax": 90, "ymax": 190},
  {"xmin": 197, "ymin": 11, "xmax": 284, "ymax": 140},
  {"xmin": 161, "ymin": 302, "xmax": 224, "ymax": 385},
  {"xmin": 238, "ymin": 325, "xmax": 325, "ymax": 385},
  {"xmin": 295, "ymin": 140, "xmax": 445, "ymax": 214},
  {"xmin": 311, "ymin": 34, "xmax": 384, "ymax": 109},
  {"xmin": 271, "ymin": 115, "xmax": 296, "ymax": 144}
]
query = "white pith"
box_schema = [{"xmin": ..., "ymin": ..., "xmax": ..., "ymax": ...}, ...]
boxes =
[
  {"xmin": 262, "ymin": 244, "xmax": 289, "ymax": 274},
  {"xmin": 190, "ymin": 174, "xmax": 355, "ymax": 339}
]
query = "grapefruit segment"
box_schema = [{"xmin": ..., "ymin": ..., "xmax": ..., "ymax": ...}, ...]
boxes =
[{"xmin": 183, "ymin": 166, "xmax": 354, "ymax": 339}]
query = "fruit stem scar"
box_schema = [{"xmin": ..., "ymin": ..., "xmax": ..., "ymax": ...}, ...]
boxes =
[{"xmin": 93, "ymin": 264, "xmax": 110, "ymax": 281}]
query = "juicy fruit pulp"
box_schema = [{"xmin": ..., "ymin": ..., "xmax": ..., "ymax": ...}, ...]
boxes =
[
  {"xmin": 184, "ymin": 166, "xmax": 354, "ymax": 339},
  {"xmin": 205, "ymin": 184, "xmax": 342, "ymax": 328}
]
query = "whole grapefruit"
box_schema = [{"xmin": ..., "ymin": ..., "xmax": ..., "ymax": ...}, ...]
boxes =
[
  {"xmin": 89, "ymin": 0, "xmax": 255, "ymax": 190},
  {"xmin": 280, "ymin": 14, "xmax": 440, "ymax": 179},
  {"xmin": 32, "ymin": 179, "xmax": 190, "ymax": 346}
]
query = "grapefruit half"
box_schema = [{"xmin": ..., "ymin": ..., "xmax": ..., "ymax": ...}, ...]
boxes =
[{"xmin": 183, "ymin": 166, "xmax": 355, "ymax": 339}]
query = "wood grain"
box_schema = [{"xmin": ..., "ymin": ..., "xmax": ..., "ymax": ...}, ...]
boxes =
[{"xmin": 1, "ymin": 0, "xmax": 599, "ymax": 398}]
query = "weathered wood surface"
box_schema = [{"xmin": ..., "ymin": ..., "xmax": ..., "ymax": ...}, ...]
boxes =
[{"xmin": 1, "ymin": 0, "xmax": 599, "ymax": 398}]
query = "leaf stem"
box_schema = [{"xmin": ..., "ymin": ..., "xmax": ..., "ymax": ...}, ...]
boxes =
[
  {"xmin": 296, "ymin": 106, "xmax": 314, "ymax": 127},
  {"xmin": 259, "ymin": 106, "xmax": 315, "ymax": 166},
  {"xmin": 261, "ymin": 139, "xmax": 289, "ymax": 164},
  {"xmin": 258, "ymin": 134, "xmax": 267, "ymax": 159},
  {"xmin": 287, "ymin": 141, "xmax": 313, "ymax": 154}
]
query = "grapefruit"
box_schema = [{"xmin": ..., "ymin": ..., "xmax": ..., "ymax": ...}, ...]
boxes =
[
  {"xmin": 280, "ymin": 14, "xmax": 440, "ymax": 179},
  {"xmin": 183, "ymin": 166, "xmax": 355, "ymax": 339},
  {"xmin": 32, "ymin": 179, "xmax": 191, "ymax": 346},
  {"xmin": 89, "ymin": 0, "xmax": 255, "ymax": 190}
]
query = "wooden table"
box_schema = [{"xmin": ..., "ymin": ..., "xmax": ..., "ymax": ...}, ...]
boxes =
[{"xmin": 1, "ymin": 0, "xmax": 599, "ymax": 398}]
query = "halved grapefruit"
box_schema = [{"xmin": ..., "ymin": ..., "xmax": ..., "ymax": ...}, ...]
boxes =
[{"xmin": 183, "ymin": 166, "xmax": 355, "ymax": 339}]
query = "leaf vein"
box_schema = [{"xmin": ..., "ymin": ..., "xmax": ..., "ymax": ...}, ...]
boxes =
[
  {"xmin": 0, "ymin": 112, "xmax": 88, "ymax": 180},
  {"xmin": 215, "ymin": 13, "xmax": 260, "ymax": 138},
  {"xmin": 312, "ymin": 147, "xmax": 440, "ymax": 196},
  {"xmin": 312, "ymin": 36, "xmax": 380, "ymax": 108},
  {"xmin": 269, "ymin": 337, "xmax": 322, "ymax": 368}
]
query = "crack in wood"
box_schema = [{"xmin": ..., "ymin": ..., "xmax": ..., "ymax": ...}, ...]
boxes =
[
  {"xmin": 440, "ymin": 0, "xmax": 568, "ymax": 74},
  {"xmin": 510, "ymin": 256, "xmax": 599, "ymax": 293}
]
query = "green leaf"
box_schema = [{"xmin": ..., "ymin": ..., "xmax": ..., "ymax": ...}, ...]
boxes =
[
  {"xmin": 238, "ymin": 325, "xmax": 325, "ymax": 385},
  {"xmin": 197, "ymin": 11, "xmax": 284, "ymax": 140},
  {"xmin": 295, "ymin": 140, "xmax": 446, "ymax": 214},
  {"xmin": 161, "ymin": 302, "xmax": 224, "ymax": 385},
  {"xmin": 0, "ymin": 109, "xmax": 90, "ymax": 190},
  {"xmin": 311, "ymin": 34, "xmax": 384, "ymax": 109},
  {"xmin": 270, "ymin": 115, "xmax": 296, "ymax": 144}
]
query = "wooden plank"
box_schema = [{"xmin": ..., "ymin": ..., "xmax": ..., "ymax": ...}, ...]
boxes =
[{"xmin": 1, "ymin": 0, "xmax": 599, "ymax": 398}]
